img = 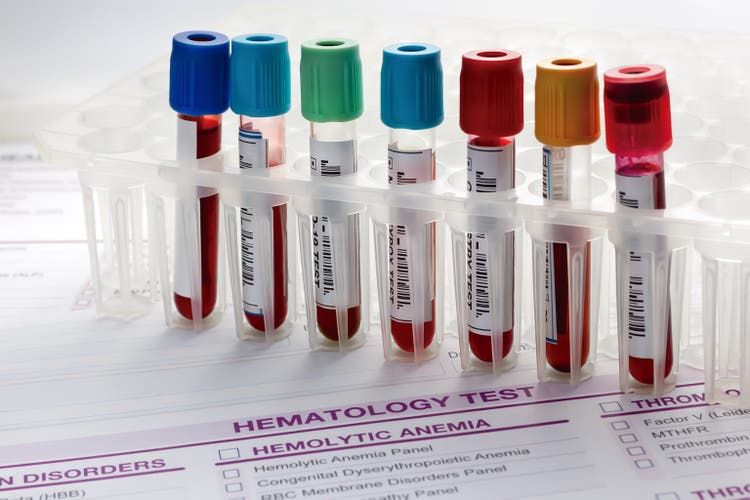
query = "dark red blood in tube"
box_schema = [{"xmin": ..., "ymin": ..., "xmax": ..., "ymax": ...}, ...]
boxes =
[
  {"xmin": 246, "ymin": 203, "xmax": 289, "ymax": 331},
  {"xmin": 318, "ymin": 305, "xmax": 362, "ymax": 341},
  {"xmin": 546, "ymin": 241, "xmax": 592, "ymax": 372},
  {"xmin": 466, "ymin": 135, "xmax": 515, "ymax": 363},
  {"xmin": 390, "ymin": 214, "xmax": 437, "ymax": 353},
  {"xmin": 174, "ymin": 114, "xmax": 221, "ymax": 320}
]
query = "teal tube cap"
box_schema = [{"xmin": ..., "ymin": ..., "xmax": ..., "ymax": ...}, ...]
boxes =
[
  {"xmin": 381, "ymin": 43, "xmax": 444, "ymax": 130},
  {"xmin": 230, "ymin": 34, "xmax": 291, "ymax": 117}
]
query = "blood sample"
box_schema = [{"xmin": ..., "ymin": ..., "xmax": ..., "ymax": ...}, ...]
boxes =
[
  {"xmin": 380, "ymin": 43, "xmax": 443, "ymax": 353},
  {"xmin": 169, "ymin": 31, "xmax": 230, "ymax": 321},
  {"xmin": 300, "ymin": 39, "xmax": 364, "ymax": 342},
  {"xmin": 604, "ymin": 64, "xmax": 674, "ymax": 385},
  {"xmin": 459, "ymin": 50, "xmax": 524, "ymax": 363},
  {"xmin": 230, "ymin": 34, "xmax": 291, "ymax": 332},
  {"xmin": 535, "ymin": 58, "xmax": 600, "ymax": 374}
]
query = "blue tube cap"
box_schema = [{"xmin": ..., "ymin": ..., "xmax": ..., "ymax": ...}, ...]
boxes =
[
  {"xmin": 170, "ymin": 31, "xmax": 230, "ymax": 116},
  {"xmin": 230, "ymin": 34, "xmax": 291, "ymax": 117},
  {"xmin": 381, "ymin": 43, "xmax": 443, "ymax": 130}
]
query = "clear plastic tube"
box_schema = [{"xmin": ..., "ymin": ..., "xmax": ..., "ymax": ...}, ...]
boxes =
[
  {"xmin": 466, "ymin": 135, "xmax": 516, "ymax": 362},
  {"xmin": 309, "ymin": 119, "xmax": 362, "ymax": 341},
  {"xmin": 173, "ymin": 113, "xmax": 221, "ymax": 320},
  {"xmin": 542, "ymin": 144, "xmax": 592, "ymax": 373},
  {"xmin": 615, "ymin": 152, "xmax": 673, "ymax": 384},
  {"xmin": 238, "ymin": 114, "xmax": 288, "ymax": 331},
  {"xmin": 387, "ymin": 127, "xmax": 436, "ymax": 352}
]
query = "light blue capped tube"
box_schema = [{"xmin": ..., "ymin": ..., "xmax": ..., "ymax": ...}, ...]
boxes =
[{"xmin": 379, "ymin": 43, "xmax": 443, "ymax": 360}]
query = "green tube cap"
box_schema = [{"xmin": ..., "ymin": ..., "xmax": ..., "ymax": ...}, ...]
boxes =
[{"xmin": 300, "ymin": 38, "xmax": 363, "ymax": 123}]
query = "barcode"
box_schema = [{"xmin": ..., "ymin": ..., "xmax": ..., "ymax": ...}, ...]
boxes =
[
  {"xmin": 320, "ymin": 217, "xmax": 334, "ymax": 294},
  {"xmin": 312, "ymin": 158, "xmax": 342, "ymax": 177},
  {"xmin": 542, "ymin": 147, "xmax": 568, "ymax": 200},
  {"xmin": 618, "ymin": 191, "xmax": 640, "ymax": 208},
  {"xmin": 475, "ymin": 173, "xmax": 497, "ymax": 193},
  {"xmin": 396, "ymin": 171, "xmax": 417, "ymax": 184},
  {"xmin": 473, "ymin": 234, "xmax": 490, "ymax": 316},
  {"xmin": 394, "ymin": 225, "xmax": 411, "ymax": 309},
  {"xmin": 240, "ymin": 208, "xmax": 255, "ymax": 287},
  {"xmin": 628, "ymin": 251, "xmax": 646, "ymax": 338}
]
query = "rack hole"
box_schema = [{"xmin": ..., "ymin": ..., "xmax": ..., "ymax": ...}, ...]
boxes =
[{"xmin": 247, "ymin": 35, "xmax": 273, "ymax": 42}]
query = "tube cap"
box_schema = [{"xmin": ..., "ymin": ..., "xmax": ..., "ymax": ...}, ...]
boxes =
[
  {"xmin": 460, "ymin": 50, "xmax": 523, "ymax": 137},
  {"xmin": 381, "ymin": 43, "xmax": 443, "ymax": 130},
  {"xmin": 300, "ymin": 39, "xmax": 363, "ymax": 123},
  {"xmin": 170, "ymin": 31, "xmax": 230, "ymax": 116},
  {"xmin": 535, "ymin": 58, "xmax": 600, "ymax": 147},
  {"xmin": 230, "ymin": 34, "xmax": 291, "ymax": 117},
  {"xmin": 604, "ymin": 64, "xmax": 672, "ymax": 156}
]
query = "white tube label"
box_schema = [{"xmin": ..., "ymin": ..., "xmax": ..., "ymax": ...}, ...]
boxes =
[
  {"xmin": 542, "ymin": 146, "xmax": 573, "ymax": 344},
  {"xmin": 310, "ymin": 139, "xmax": 356, "ymax": 176},
  {"xmin": 466, "ymin": 144, "xmax": 514, "ymax": 335},
  {"xmin": 309, "ymin": 138, "xmax": 359, "ymax": 309},
  {"xmin": 616, "ymin": 172, "xmax": 664, "ymax": 360},
  {"xmin": 173, "ymin": 118, "xmax": 197, "ymax": 298},
  {"xmin": 388, "ymin": 147, "xmax": 434, "ymax": 323},
  {"xmin": 238, "ymin": 128, "xmax": 270, "ymax": 317},
  {"xmin": 238, "ymin": 129, "xmax": 268, "ymax": 170}
]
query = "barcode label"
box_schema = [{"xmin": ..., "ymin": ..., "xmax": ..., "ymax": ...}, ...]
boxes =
[
  {"xmin": 387, "ymin": 147, "xmax": 433, "ymax": 185},
  {"xmin": 467, "ymin": 143, "xmax": 514, "ymax": 193},
  {"xmin": 310, "ymin": 139, "xmax": 356, "ymax": 177},
  {"xmin": 616, "ymin": 172, "xmax": 660, "ymax": 210},
  {"xmin": 544, "ymin": 242, "xmax": 558, "ymax": 343},
  {"xmin": 466, "ymin": 232, "xmax": 514, "ymax": 334},
  {"xmin": 387, "ymin": 146, "xmax": 434, "ymax": 322},
  {"xmin": 238, "ymin": 128, "xmax": 268, "ymax": 315},
  {"xmin": 627, "ymin": 250, "xmax": 653, "ymax": 358},
  {"xmin": 542, "ymin": 146, "xmax": 571, "ymax": 200},
  {"xmin": 616, "ymin": 171, "xmax": 662, "ymax": 359},
  {"xmin": 238, "ymin": 128, "xmax": 268, "ymax": 170},
  {"xmin": 466, "ymin": 143, "xmax": 515, "ymax": 333},
  {"xmin": 312, "ymin": 214, "xmax": 361, "ymax": 308},
  {"xmin": 240, "ymin": 208, "xmax": 263, "ymax": 316}
]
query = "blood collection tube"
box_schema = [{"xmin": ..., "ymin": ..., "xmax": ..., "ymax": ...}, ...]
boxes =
[
  {"xmin": 230, "ymin": 34, "xmax": 291, "ymax": 332},
  {"xmin": 380, "ymin": 43, "xmax": 443, "ymax": 353},
  {"xmin": 459, "ymin": 50, "xmax": 523, "ymax": 363},
  {"xmin": 535, "ymin": 58, "xmax": 600, "ymax": 373},
  {"xmin": 300, "ymin": 39, "xmax": 364, "ymax": 341},
  {"xmin": 169, "ymin": 31, "xmax": 229, "ymax": 321},
  {"xmin": 604, "ymin": 65, "xmax": 673, "ymax": 385}
]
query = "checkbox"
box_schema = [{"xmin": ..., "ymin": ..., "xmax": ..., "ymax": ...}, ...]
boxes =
[
  {"xmin": 627, "ymin": 446, "xmax": 646, "ymax": 456},
  {"xmin": 655, "ymin": 493, "xmax": 680, "ymax": 500},
  {"xmin": 223, "ymin": 469, "xmax": 240, "ymax": 479},
  {"xmin": 600, "ymin": 401, "xmax": 624, "ymax": 413},
  {"xmin": 611, "ymin": 420, "xmax": 630, "ymax": 431},
  {"xmin": 225, "ymin": 482, "xmax": 243, "ymax": 493},
  {"xmin": 219, "ymin": 448, "xmax": 240, "ymax": 460},
  {"xmin": 619, "ymin": 433, "xmax": 638, "ymax": 443},
  {"xmin": 635, "ymin": 459, "xmax": 654, "ymax": 469}
]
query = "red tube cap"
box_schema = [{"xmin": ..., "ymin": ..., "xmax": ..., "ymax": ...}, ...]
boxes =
[
  {"xmin": 460, "ymin": 50, "xmax": 523, "ymax": 138},
  {"xmin": 604, "ymin": 64, "xmax": 672, "ymax": 156}
]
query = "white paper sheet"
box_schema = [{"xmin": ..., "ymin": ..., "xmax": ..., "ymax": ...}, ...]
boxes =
[{"xmin": 1, "ymin": 146, "xmax": 748, "ymax": 500}]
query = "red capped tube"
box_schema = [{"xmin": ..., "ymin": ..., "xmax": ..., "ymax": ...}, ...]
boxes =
[
  {"xmin": 604, "ymin": 64, "xmax": 673, "ymax": 386},
  {"xmin": 460, "ymin": 50, "xmax": 523, "ymax": 364}
]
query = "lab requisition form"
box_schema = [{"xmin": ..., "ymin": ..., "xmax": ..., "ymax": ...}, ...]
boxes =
[{"xmin": 1, "ymin": 143, "xmax": 749, "ymax": 500}]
